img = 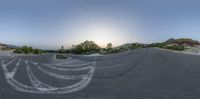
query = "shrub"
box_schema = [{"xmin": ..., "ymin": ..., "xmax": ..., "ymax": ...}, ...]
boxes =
[
  {"xmin": 72, "ymin": 40, "xmax": 101, "ymax": 54},
  {"xmin": 166, "ymin": 45, "xmax": 185, "ymax": 51},
  {"xmin": 21, "ymin": 46, "xmax": 29, "ymax": 54},
  {"xmin": 13, "ymin": 46, "xmax": 44, "ymax": 54},
  {"xmin": 13, "ymin": 48, "xmax": 22, "ymax": 53},
  {"xmin": 33, "ymin": 49, "xmax": 42, "ymax": 54},
  {"xmin": 131, "ymin": 44, "xmax": 142, "ymax": 49}
]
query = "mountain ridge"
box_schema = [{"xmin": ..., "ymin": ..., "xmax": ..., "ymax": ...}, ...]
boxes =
[{"xmin": 163, "ymin": 38, "xmax": 200, "ymax": 46}]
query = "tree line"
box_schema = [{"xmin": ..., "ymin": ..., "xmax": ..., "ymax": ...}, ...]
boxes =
[
  {"xmin": 14, "ymin": 46, "xmax": 44, "ymax": 54},
  {"xmin": 58, "ymin": 40, "xmax": 143, "ymax": 54}
]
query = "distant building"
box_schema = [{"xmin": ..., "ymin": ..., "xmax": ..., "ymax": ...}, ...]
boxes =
[
  {"xmin": 166, "ymin": 43, "xmax": 179, "ymax": 47},
  {"xmin": 0, "ymin": 43, "xmax": 7, "ymax": 49},
  {"xmin": 181, "ymin": 43, "xmax": 191, "ymax": 48}
]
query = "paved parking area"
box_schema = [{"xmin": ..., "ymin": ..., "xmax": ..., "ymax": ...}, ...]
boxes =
[{"xmin": 1, "ymin": 48, "xmax": 200, "ymax": 99}]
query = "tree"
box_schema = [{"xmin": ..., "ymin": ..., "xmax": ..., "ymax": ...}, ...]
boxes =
[
  {"xmin": 107, "ymin": 43, "xmax": 112, "ymax": 49},
  {"xmin": 33, "ymin": 49, "xmax": 42, "ymax": 54},
  {"xmin": 29, "ymin": 47, "xmax": 33, "ymax": 52},
  {"xmin": 21, "ymin": 46, "xmax": 29, "ymax": 54},
  {"xmin": 13, "ymin": 45, "xmax": 44, "ymax": 54},
  {"xmin": 72, "ymin": 40, "xmax": 100, "ymax": 54},
  {"xmin": 131, "ymin": 44, "xmax": 142, "ymax": 49}
]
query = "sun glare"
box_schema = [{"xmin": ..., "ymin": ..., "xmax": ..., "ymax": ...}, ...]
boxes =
[
  {"xmin": 81, "ymin": 25, "xmax": 121, "ymax": 47},
  {"xmin": 66, "ymin": 20, "xmax": 129, "ymax": 48}
]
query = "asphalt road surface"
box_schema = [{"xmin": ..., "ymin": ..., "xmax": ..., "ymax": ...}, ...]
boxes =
[{"xmin": 1, "ymin": 48, "xmax": 200, "ymax": 99}]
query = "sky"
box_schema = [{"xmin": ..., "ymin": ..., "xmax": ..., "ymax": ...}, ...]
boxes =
[{"xmin": 1, "ymin": 0, "xmax": 200, "ymax": 49}]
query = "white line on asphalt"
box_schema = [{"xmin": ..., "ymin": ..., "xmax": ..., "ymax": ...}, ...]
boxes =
[
  {"xmin": 1, "ymin": 57, "xmax": 96, "ymax": 94},
  {"xmin": 43, "ymin": 61, "xmax": 95, "ymax": 67},
  {"xmin": 43, "ymin": 64, "xmax": 93, "ymax": 71},
  {"xmin": 6, "ymin": 59, "xmax": 22, "ymax": 78},
  {"xmin": 34, "ymin": 64, "xmax": 85, "ymax": 80},
  {"xmin": 25, "ymin": 61, "xmax": 55, "ymax": 90},
  {"xmin": 3, "ymin": 56, "xmax": 17, "ymax": 67}
]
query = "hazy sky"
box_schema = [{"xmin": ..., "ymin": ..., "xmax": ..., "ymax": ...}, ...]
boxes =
[{"xmin": 1, "ymin": 0, "xmax": 200, "ymax": 49}]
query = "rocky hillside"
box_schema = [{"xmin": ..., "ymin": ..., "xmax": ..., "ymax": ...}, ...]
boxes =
[
  {"xmin": 163, "ymin": 38, "xmax": 200, "ymax": 46},
  {"xmin": 0, "ymin": 43, "xmax": 19, "ymax": 50},
  {"xmin": 116, "ymin": 43, "xmax": 148, "ymax": 48},
  {"xmin": 0, "ymin": 43, "xmax": 7, "ymax": 49}
]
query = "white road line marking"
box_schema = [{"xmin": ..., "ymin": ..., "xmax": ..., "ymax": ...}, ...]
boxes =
[
  {"xmin": 0, "ymin": 56, "xmax": 8, "ymax": 60},
  {"xmin": 3, "ymin": 56, "xmax": 17, "ymax": 67},
  {"xmin": 25, "ymin": 61, "xmax": 55, "ymax": 90},
  {"xmin": 1, "ymin": 58, "xmax": 37, "ymax": 91},
  {"xmin": 35, "ymin": 64, "xmax": 85, "ymax": 80},
  {"xmin": 9, "ymin": 58, "xmax": 22, "ymax": 78},
  {"xmin": 16, "ymin": 58, "xmax": 21, "ymax": 66},
  {"xmin": 43, "ymin": 64, "xmax": 93, "ymax": 71},
  {"xmin": 1, "ymin": 56, "xmax": 14, "ymax": 64},
  {"xmin": 1, "ymin": 57, "xmax": 96, "ymax": 94},
  {"xmin": 43, "ymin": 61, "xmax": 95, "ymax": 67}
]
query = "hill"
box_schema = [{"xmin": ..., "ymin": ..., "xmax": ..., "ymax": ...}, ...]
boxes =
[
  {"xmin": 115, "ymin": 43, "xmax": 148, "ymax": 50},
  {"xmin": 163, "ymin": 38, "xmax": 176, "ymax": 44},
  {"xmin": 0, "ymin": 43, "xmax": 20, "ymax": 50},
  {"xmin": 0, "ymin": 43, "xmax": 7, "ymax": 49},
  {"xmin": 163, "ymin": 38, "xmax": 200, "ymax": 46}
]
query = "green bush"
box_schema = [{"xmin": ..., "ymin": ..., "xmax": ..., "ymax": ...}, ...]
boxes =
[
  {"xmin": 33, "ymin": 49, "xmax": 42, "ymax": 54},
  {"xmin": 150, "ymin": 43, "xmax": 166, "ymax": 48},
  {"xmin": 166, "ymin": 45, "xmax": 185, "ymax": 51},
  {"xmin": 72, "ymin": 40, "xmax": 101, "ymax": 54},
  {"xmin": 21, "ymin": 46, "xmax": 29, "ymax": 54},
  {"xmin": 13, "ymin": 46, "xmax": 44, "ymax": 54},
  {"xmin": 130, "ymin": 44, "xmax": 142, "ymax": 49},
  {"xmin": 13, "ymin": 48, "xmax": 22, "ymax": 53}
]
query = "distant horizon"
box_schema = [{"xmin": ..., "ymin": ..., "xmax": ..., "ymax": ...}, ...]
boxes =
[
  {"xmin": 1, "ymin": 37, "xmax": 199, "ymax": 50},
  {"xmin": 1, "ymin": 0, "xmax": 200, "ymax": 49}
]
